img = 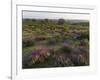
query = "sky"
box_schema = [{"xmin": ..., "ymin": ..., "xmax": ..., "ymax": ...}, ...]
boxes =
[{"xmin": 22, "ymin": 11, "xmax": 90, "ymax": 20}]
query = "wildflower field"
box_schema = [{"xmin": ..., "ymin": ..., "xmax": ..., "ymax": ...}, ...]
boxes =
[{"xmin": 22, "ymin": 18, "xmax": 89, "ymax": 69}]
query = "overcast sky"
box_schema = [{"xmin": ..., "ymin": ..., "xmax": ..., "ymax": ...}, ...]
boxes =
[{"xmin": 22, "ymin": 11, "xmax": 90, "ymax": 20}]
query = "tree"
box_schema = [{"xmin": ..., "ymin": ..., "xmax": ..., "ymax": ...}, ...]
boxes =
[
  {"xmin": 44, "ymin": 19, "xmax": 49, "ymax": 22},
  {"xmin": 57, "ymin": 19, "xmax": 65, "ymax": 25}
]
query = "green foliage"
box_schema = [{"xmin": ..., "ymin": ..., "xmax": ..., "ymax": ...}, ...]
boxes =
[
  {"xmin": 59, "ymin": 45, "xmax": 72, "ymax": 53},
  {"xmin": 46, "ymin": 38, "xmax": 57, "ymax": 45},
  {"xmin": 80, "ymin": 32, "xmax": 89, "ymax": 40},
  {"xmin": 57, "ymin": 19, "xmax": 65, "ymax": 25},
  {"xmin": 22, "ymin": 18, "xmax": 89, "ymax": 68},
  {"xmin": 23, "ymin": 38, "xmax": 35, "ymax": 47}
]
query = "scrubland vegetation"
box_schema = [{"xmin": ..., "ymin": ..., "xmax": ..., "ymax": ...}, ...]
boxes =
[{"xmin": 22, "ymin": 18, "xmax": 89, "ymax": 69}]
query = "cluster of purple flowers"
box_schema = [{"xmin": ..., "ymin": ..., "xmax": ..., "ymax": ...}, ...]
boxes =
[{"xmin": 32, "ymin": 50, "xmax": 40, "ymax": 56}]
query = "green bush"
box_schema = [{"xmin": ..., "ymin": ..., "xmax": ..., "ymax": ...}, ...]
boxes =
[
  {"xmin": 79, "ymin": 32, "xmax": 89, "ymax": 40},
  {"xmin": 23, "ymin": 38, "xmax": 35, "ymax": 47},
  {"xmin": 59, "ymin": 45, "xmax": 72, "ymax": 53},
  {"xmin": 46, "ymin": 38, "xmax": 57, "ymax": 45},
  {"xmin": 57, "ymin": 19, "xmax": 65, "ymax": 25}
]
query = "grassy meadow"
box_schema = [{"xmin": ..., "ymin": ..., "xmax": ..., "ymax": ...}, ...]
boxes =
[{"xmin": 22, "ymin": 18, "xmax": 89, "ymax": 69}]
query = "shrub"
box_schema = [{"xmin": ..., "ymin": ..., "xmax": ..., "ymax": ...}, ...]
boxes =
[
  {"xmin": 34, "ymin": 35, "xmax": 47, "ymax": 41},
  {"xmin": 57, "ymin": 19, "xmax": 65, "ymax": 25},
  {"xmin": 59, "ymin": 45, "xmax": 72, "ymax": 53},
  {"xmin": 32, "ymin": 19, "xmax": 36, "ymax": 22},
  {"xmin": 23, "ymin": 38, "xmax": 35, "ymax": 47},
  {"xmin": 71, "ymin": 54, "xmax": 88, "ymax": 66},
  {"xmin": 46, "ymin": 38, "xmax": 57, "ymax": 45},
  {"xmin": 44, "ymin": 19, "xmax": 49, "ymax": 22},
  {"xmin": 54, "ymin": 33, "xmax": 62, "ymax": 42},
  {"xmin": 79, "ymin": 32, "xmax": 89, "ymax": 40}
]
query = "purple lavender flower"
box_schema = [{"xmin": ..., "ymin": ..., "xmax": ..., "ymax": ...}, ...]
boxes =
[
  {"xmin": 32, "ymin": 50, "xmax": 40, "ymax": 56},
  {"xmin": 32, "ymin": 50, "xmax": 40, "ymax": 63}
]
